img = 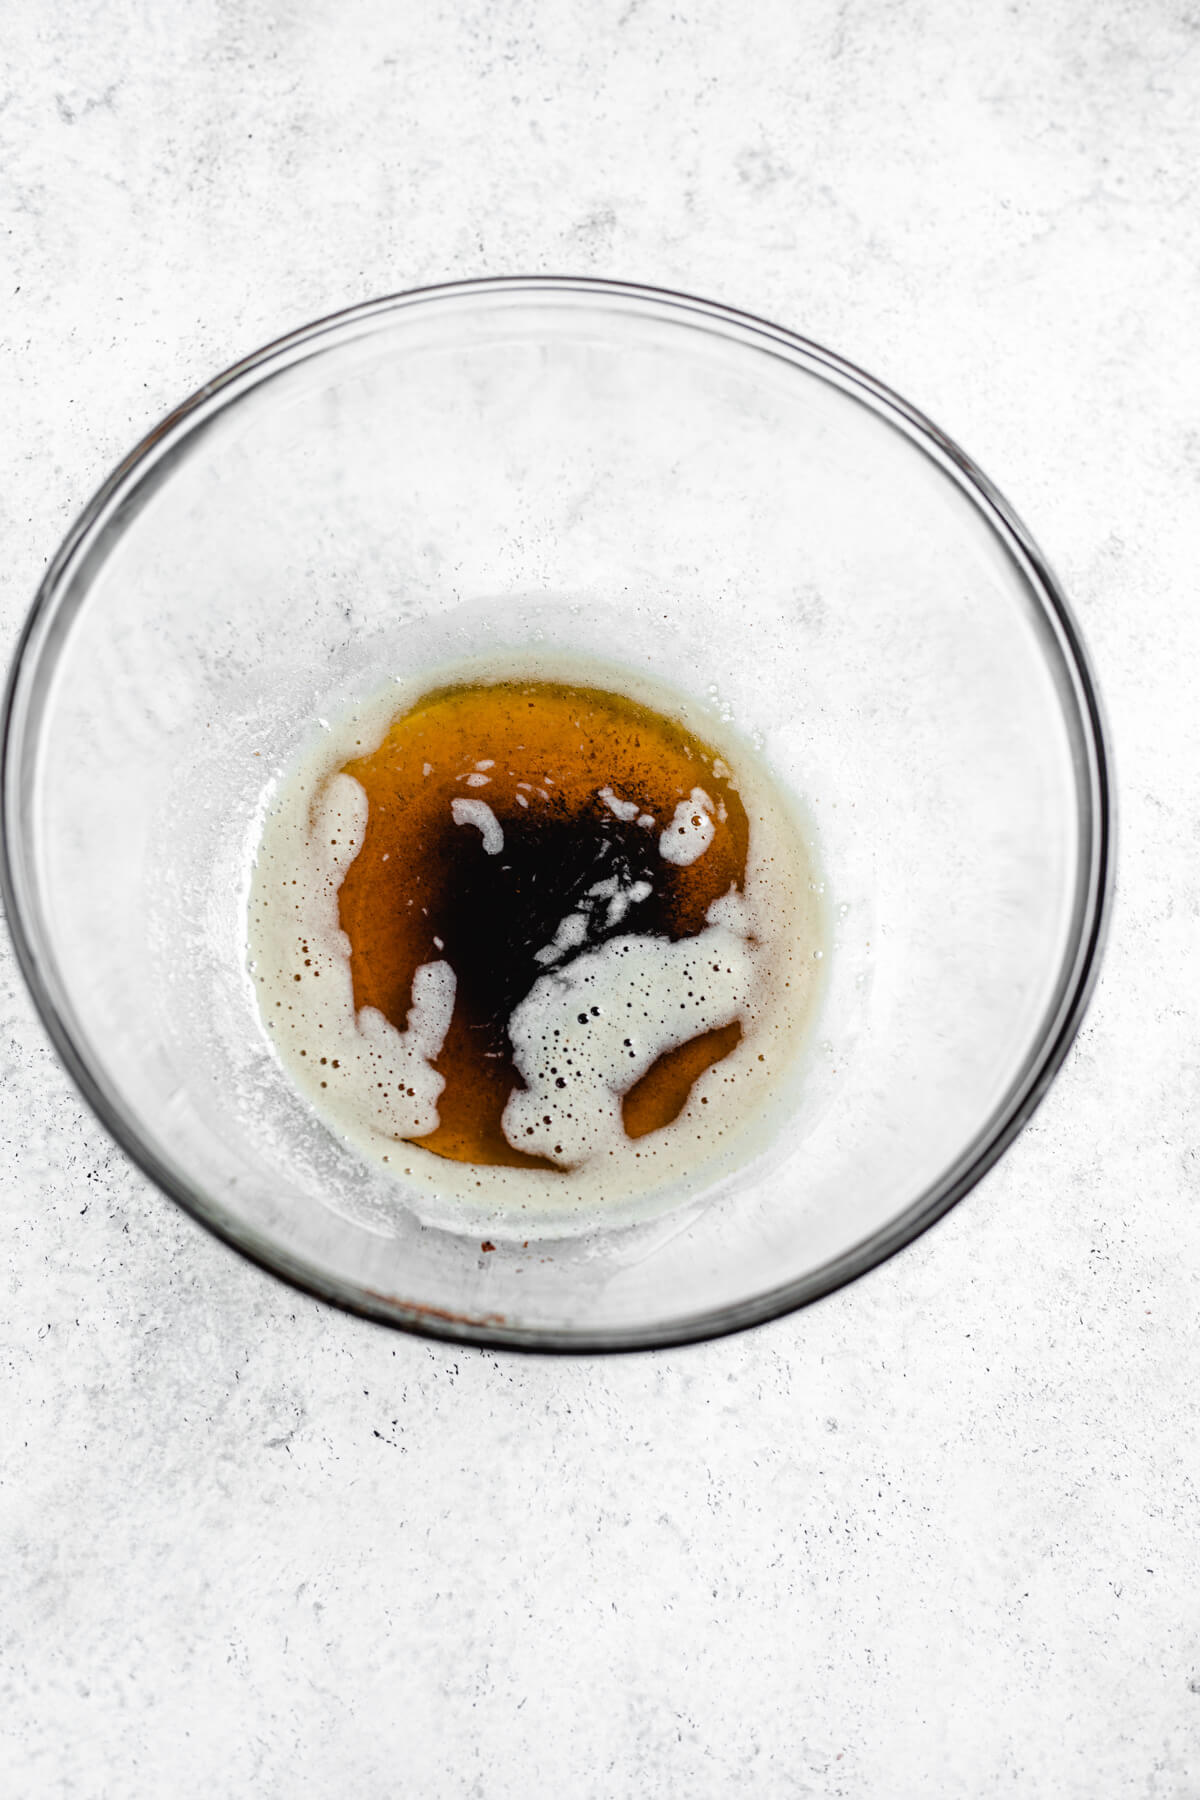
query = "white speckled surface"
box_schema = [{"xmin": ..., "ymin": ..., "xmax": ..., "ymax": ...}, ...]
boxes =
[{"xmin": 2, "ymin": 2, "xmax": 1198, "ymax": 1794}]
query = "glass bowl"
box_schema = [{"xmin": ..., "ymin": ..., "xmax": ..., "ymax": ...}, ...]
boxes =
[{"xmin": 0, "ymin": 278, "xmax": 1110, "ymax": 1350}]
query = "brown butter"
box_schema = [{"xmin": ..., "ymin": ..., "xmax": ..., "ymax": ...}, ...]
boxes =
[{"xmin": 336, "ymin": 681, "xmax": 753, "ymax": 1169}]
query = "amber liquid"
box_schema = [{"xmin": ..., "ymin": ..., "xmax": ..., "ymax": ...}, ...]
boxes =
[{"xmin": 337, "ymin": 681, "xmax": 752, "ymax": 1169}]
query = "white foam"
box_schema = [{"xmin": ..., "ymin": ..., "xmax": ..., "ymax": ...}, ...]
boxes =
[
  {"xmin": 450, "ymin": 796, "xmax": 504, "ymax": 854},
  {"xmin": 585, "ymin": 874, "xmax": 652, "ymax": 930},
  {"xmin": 533, "ymin": 909, "xmax": 591, "ymax": 966},
  {"xmin": 247, "ymin": 773, "xmax": 455, "ymax": 1141},
  {"xmin": 599, "ymin": 786, "xmax": 641, "ymax": 823},
  {"xmin": 503, "ymin": 921, "xmax": 759, "ymax": 1166},
  {"xmin": 659, "ymin": 788, "xmax": 716, "ymax": 866}
]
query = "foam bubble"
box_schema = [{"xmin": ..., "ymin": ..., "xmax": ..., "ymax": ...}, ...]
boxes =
[
  {"xmin": 599, "ymin": 786, "xmax": 641, "ymax": 823},
  {"xmin": 659, "ymin": 788, "xmax": 716, "ymax": 866},
  {"xmin": 450, "ymin": 796, "xmax": 504, "ymax": 854}
]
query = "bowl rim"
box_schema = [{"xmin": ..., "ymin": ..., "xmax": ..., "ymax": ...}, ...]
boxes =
[{"xmin": 0, "ymin": 274, "xmax": 1113, "ymax": 1353}]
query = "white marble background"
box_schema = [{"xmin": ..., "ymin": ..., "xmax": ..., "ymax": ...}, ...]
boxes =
[{"xmin": 2, "ymin": 1, "xmax": 1198, "ymax": 1794}]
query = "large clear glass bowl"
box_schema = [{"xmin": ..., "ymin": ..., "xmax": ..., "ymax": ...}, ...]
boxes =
[{"xmin": 0, "ymin": 278, "xmax": 1110, "ymax": 1350}]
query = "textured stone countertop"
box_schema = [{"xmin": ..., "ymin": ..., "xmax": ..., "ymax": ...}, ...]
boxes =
[{"xmin": 2, "ymin": 3, "xmax": 1198, "ymax": 1795}]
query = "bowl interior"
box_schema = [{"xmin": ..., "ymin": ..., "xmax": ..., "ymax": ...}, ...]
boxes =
[{"xmin": 4, "ymin": 282, "xmax": 1106, "ymax": 1346}]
